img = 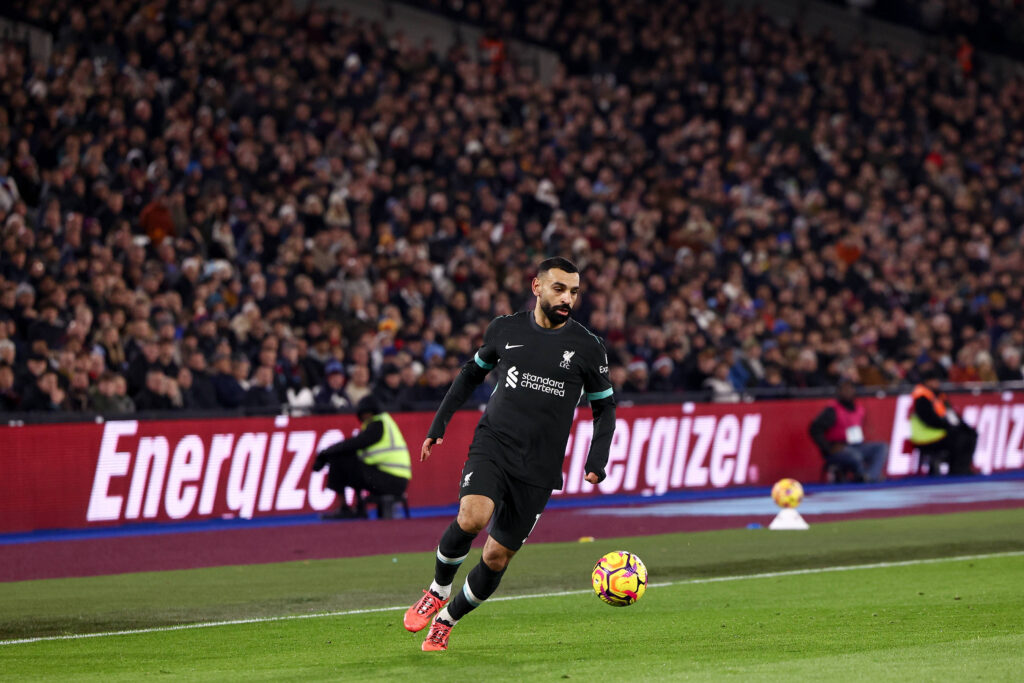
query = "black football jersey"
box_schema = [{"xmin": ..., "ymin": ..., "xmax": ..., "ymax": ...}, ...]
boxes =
[{"xmin": 468, "ymin": 311, "xmax": 614, "ymax": 488}]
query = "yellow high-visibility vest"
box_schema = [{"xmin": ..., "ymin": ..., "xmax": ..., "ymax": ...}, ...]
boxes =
[
  {"xmin": 359, "ymin": 412, "xmax": 412, "ymax": 480},
  {"xmin": 909, "ymin": 384, "xmax": 947, "ymax": 445}
]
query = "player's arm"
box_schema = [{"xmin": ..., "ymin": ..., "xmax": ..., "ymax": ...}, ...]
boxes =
[
  {"xmin": 422, "ymin": 319, "xmax": 501, "ymax": 460},
  {"xmin": 582, "ymin": 339, "xmax": 616, "ymax": 484},
  {"xmin": 586, "ymin": 396, "xmax": 616, "ymax": 483}
]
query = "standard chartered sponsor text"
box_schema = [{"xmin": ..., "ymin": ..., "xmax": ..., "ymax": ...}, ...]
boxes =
[{"xmin": 520, "ymin": 372, "xmax": 566, "ymax": 396}]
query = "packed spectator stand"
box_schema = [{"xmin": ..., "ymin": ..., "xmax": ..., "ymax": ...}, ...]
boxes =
[{"xmin": 1, "ymin": 0, "xmax": 1023, "ymax": 418}]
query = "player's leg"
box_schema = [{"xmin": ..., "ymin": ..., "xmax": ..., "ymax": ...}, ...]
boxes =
[
  {"xmin": 434, "ymin": 495, "xmax": 494, "ymax": 594},
  {"xmin": 405, "ymin": 459, "xmax": 501, "ymax": 633},
  {"xmin": 423, "ymin": 535, "xmax": 516, "ymax": 651},
  {"xmin": 404, "ymin": 495, "xmax": 493, "ymax": 632},
  {"xmin": 424, "ymin": 477, "xmax": 550, "ymax": 651},
  {"xmin": 440, "ymin": 535, "xmax": 515, "ymax": 621}
]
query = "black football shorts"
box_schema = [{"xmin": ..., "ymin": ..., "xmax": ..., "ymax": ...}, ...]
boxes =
[{"xmin": 458, "ymin": 457, "xmax": 551, "ymax": 551}]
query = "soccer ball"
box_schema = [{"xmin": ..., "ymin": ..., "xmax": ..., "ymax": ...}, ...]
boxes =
[
  {"xmin": 592, "ymin": 550, "xmax": 647, "ymax": 607},
  {"xmin": 771, "ymin": 478, "xmax": 804, "ymax": 508}
]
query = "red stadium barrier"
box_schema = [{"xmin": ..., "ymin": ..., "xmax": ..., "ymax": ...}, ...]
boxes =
[{"xmin": 2, "ymin": 391, "xmax": 1023, "ymax": 533}]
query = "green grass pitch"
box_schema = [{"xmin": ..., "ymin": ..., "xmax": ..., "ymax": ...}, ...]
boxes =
[{"xmin": 2, "ymin": 508, "xmax": 1023, "ymax": 680}]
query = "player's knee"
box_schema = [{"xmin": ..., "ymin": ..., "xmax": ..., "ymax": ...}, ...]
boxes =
[
  {"xmin": 456, "ymin": 509, "xmax": 488, "ymax": 535},
  {"xmin": 481, "ymin": 545, "xmax": 513, "ymax": 571}
]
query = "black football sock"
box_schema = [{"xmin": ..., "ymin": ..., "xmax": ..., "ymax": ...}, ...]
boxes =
[
  {"xmin": 445, "ymin": 559, "xmax": 507, "ymax": 622},
  {"xmin": 433, "ymin": 520, "xmax": 477, "ymax": 592}
]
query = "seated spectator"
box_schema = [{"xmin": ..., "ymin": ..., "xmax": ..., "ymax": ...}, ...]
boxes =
[
  {"xmin": 66, "ymin": 370, "xmax": 92, "ymax": 412},
  {"xmin": 185, "ymin": 351, "xmax": 220, "ymax": 410},
  {"xmin": 704, "ymin": 362, "xmax": 740, "ymax": 403},
  {"xmin": 155, "ymin": 339, "xmax": 180, "ymax": 378},
  {"xmin": 682, "ymin": 350, "xmax": 717, "ymax": 392},
  {"xmin": 244, "ymin": 365, "xmax": 282, "ymax": 410},
  {"xmin": 133, "ymin": 370, "xmax": 174, "ymax": 412},
  {"xmin": 398, "ymin": 362, "xmax": 425, "ymax": 401},
  {"xmin": 758, "ymin": 364, "xmax": 789, "ymax": 398},
  {"xmin": 788, "ymin": 349, "xmax": 828, "ymax": 388},
  {"xmin": 623, "ymin": 359, "xmax": 650, "ymax": 393},
  {"xmin": 996, "ymin": 346, "xmax": 1024, "ymax": 383},
  {"xmin": 0, "ymin": 340, "xmax": 15, "ymax": 369},
  {"xmin": 315, "ymin": 361, "xmax": 350, "ymax": 410},
  {"xmin": 27, "ymin": 301, "xmax": 64, "ymax": 350},
  {"xmin": 89, "ymin": 372, "xmax": 123, "ymax": 414},
  {"xmin": 414, "ymin": 366, "xmax": 453, "ymax": 403},
  {"xmin": 735, "ymin": 340, "xmax": 766, "ymax": 388},
  {"xmin": 17, "ymin": 353, "xmax": 49, "ymax": 393},
  {"xmin": 608, "ymin": 365, "xmax": 627, "ymax": 396},
  {"xmin": 233, "ymin": 353, "xmax": 252, "ymax": 392},
  {"xmin": 854, "ymin": 351, "xmax": 893, "ymax": 387},
  {"xmin": 0, "ymin": 362, "xmax": 19, "ymax": 411},
  {"xmin": 210, "ymin": 353, "xmax": 244, "ymax": 409},
  {"xmin": 808, "ymin": 379, "xmax": 888, "ymax": 483},
  {"xmin": 372, "ymin": 363, "xmax": 414, "ymax": 412},
  {"xmin": 126, "ymin": 337, "xmax": 160, "ymax": 396},
  {"xmin": 974, "ymin": 352, "xmax": 1000, "ymax": 383},
  {"xmin": 947, "ymin": 347, "xmax": 980, "ymax": 384},
  {"xmin": 277, "ymin": 339, "xmax": 312, "ymax": 399},
  {"xmin": 649, "ymin": 355, "xmax": 676, "ymax": 392},
  {"xmin": 344, "ymin": 364, "xmax": 373, "ymax": 406},
  {"xmin": 19, "ymin": 370, "xmax": 67, "ymax": 412},
  {"xmin": 725, "ymin": 347, "xmax": 751, "ymax": 390},
  {"xmin": 111, "ymin": 376, "xmax": 136, "ymax": 413}
]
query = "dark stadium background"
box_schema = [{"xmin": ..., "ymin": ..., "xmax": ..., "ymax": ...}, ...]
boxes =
[{"xmin": 1, "ymin": 1, "xmax": 1023, "ymax": 535}]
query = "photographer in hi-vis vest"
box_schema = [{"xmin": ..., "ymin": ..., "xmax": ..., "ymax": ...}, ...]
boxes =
[
  {"xmin": 809, "ymin": 378, "xmax": 888, "ymax": 482},
  {"xmin": 908, "ymin": 366, "xmax": 977, "ymax": 476}
]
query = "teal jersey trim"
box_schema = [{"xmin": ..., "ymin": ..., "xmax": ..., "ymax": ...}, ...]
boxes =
[
  {"xmin": 474, "ymin": 351, "xmax": 495, "ymax": 370},
  {"xmin": 587, "ymin": 387, "xmax": 613, "ymax": 401}
]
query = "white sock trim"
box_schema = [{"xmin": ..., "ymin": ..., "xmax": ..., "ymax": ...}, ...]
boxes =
[
  {"xmin": 436, "ymin": 548, "xmax": 468, "ymax": 566},
  {"xmin": 429, "ymin": 581, "xmax": 452, "ymax": 600},
  {"xmin": 462, "ymin": 581, "xmax": 483, "ymax": 607},
  {"xmin": 436, "ymin": 607, "xmax": 457, "ymax": 625}
]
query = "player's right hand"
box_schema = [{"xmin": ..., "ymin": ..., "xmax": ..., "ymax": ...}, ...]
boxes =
[{"xmin": 421, "ymin": 437, "xmax": 443, "ymax": 462}]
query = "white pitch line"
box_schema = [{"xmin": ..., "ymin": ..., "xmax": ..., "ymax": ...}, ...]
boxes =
[{"xmin": 3, "ymin": 550, "xmax": 1022, "ymax": 647}]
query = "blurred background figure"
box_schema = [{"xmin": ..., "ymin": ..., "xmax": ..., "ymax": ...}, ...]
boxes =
[
  {"xmin": 809, "ymin": 379, "xmax": 888, "ymax": 482},
  {"xmin": 909, "ymin": 367, "xmax": 978, "ymax": 476},
  {"xmin": 315, "ymin": 361, "xmax": 350, "ymax": 410},
  {"xmin": 312, "ymin": 396, "xmax": 411, "ymax": 519}
]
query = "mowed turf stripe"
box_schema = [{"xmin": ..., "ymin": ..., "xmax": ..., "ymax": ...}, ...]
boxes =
[{"xmin": 3, "ymin": 549, "xmax": 1022, "ymax": 647}]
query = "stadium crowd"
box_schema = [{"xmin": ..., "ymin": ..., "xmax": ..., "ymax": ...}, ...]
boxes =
[{"xmin": 1, "ymin": 0, "xmax": 1024, "ymax": 416}]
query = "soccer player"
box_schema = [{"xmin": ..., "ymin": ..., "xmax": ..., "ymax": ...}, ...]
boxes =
[{"xmin": 404, "ymin": 256, "xmax": 617, "ymax": 651}]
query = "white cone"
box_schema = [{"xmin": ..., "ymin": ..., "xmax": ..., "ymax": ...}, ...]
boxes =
[{"xmin": 769, "ymin": 507, "xmax": 809, "ymax": 530}]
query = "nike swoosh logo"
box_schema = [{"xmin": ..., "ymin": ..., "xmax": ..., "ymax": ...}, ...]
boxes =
[{"xmin": 504, "ymin": 343, "xmax": 524, "ymax": 349}]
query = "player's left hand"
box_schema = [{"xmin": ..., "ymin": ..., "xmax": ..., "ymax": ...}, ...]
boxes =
[
  {"xmin": 421, "ymin": 437, "xmax": 442, "ymax": 462},
  {"xmin": 584, "ymin": 472, "xmax": 600, "ymax": 484}
]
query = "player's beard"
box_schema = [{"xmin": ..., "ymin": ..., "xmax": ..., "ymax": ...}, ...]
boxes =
[{"xmin": 540, "ymin": 300, "xmax": 571, "ymax": 325}]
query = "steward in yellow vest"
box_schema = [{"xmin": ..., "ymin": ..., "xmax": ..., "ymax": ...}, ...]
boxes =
[
  {"xmin": 908, "ymin": 367, "xmax": 977, "ymax": 476},
  {"xmin": 313, "ymin": 395, "xmax": 411, "ymax": 519}
]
